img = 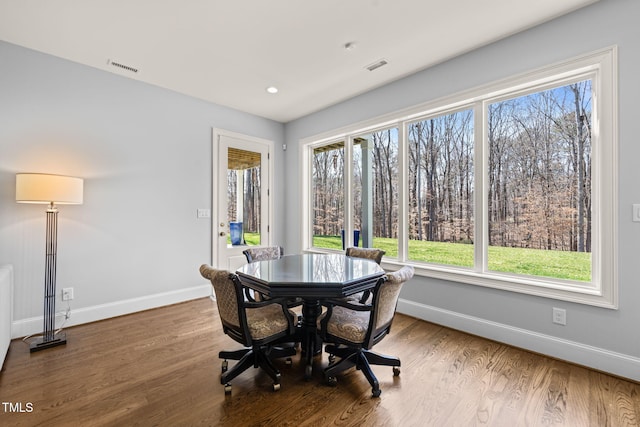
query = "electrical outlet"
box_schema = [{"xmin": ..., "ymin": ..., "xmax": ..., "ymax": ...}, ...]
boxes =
[
  {"xmin": 62, "ymin": 287, "xmax": 74, "ymax": 301},
  {"xmin": 552, "ymin": 307, "xmax": 566, "ymax": 325}
]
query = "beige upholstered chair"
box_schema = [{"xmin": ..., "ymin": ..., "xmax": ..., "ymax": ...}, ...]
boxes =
[
  {"xmin": 242, "ymin": 246, "xmax": 284, "ymax": 301},
  {"xmin": 242, "ymin": 246, "xmax": 303, "ymax": 310},
  {"xmin": 242, "ymin": 246, "xmax": 284, "ymax": 263},
  {"xmin": 317, "ymin": 265, "xmax": 415, "ymax": 397},
  {"xmin": 200, "ymin": 264, "xmax": 297, "ymax": 394},
  {"xmin": 344, "ymin": 247, "xmax": 386, "ymax": 303},
  {"xmin": 241, "ymin": 246, "xmax": 284, "ymax": 302},
  {"xmin": 345, "ymin": 247, "xmax": 385, "ymax": 264}
]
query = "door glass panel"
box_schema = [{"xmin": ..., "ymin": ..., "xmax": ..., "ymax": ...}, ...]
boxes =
[{"xmin": 227, "ymin": 147, "xmax": 261, "ymax": 246}]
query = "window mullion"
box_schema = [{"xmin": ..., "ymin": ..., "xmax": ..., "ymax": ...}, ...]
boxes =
[
  {"xmin": 398, "ymin": 123, "xmax": 408, "ymax": 261},
  {"xmin": 344, "ymin": 136, "xmax": 354, "ymax": 248},
  {"xmin": 302, "ymin": 144, "xmax": 311, "ymax": 250},
  {"xmin": 475, "ymin": 101, "xmax": 487, "ymax": 273}
]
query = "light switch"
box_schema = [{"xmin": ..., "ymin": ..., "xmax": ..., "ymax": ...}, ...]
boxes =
[{"xmin": 197, "ymin": 209, "xmax": 211, "ymax": 219}]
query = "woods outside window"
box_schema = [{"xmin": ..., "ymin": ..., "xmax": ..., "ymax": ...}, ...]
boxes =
[{"xmin": 302, "ymin": 47, "xmax": 617, "ymax": 308}]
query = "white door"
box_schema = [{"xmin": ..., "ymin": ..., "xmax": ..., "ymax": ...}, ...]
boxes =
[{"xmin": 213, "ymin": 129, "xmax": 273, "ymax": 271}]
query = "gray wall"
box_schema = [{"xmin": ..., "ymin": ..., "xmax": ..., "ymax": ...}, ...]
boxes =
[
  {"xmin": 0, "ymin": 40, "xmax": 285, "ymax": 332},
  {"xmin": 284, "ymin": 0, "xmax": 640, "ymax": 380}
]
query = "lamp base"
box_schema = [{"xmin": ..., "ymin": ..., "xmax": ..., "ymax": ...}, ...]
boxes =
[{"xmin": 29, "ymin": 332, "xmax": 66, "ymax": 352}]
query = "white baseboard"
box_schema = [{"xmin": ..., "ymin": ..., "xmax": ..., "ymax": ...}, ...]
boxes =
[
  {"xmin": 397, "ymin": 298, "xmax": 640, "ymax": 383},
  {"xmin": 12, "ymin": 284, "xmax": 212, "ymax": 340}
]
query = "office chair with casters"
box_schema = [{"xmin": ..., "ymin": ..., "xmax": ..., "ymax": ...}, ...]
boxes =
[
  {"xmin": 242, "ymin": 246, "xmax": 303, "ymax": 311},
  {"xmin": 317, "ymin": 265, "xmax": 415, "ymax": 397},
  {"xmin": 199, "ymin": 264, "xmax": 297, "ymax": 394},
  {"xmin": 242, "ymin": 246, "xmax": 284, "ymax": 263},
  {"xmin": 344, "ymin": 247, "xmax": 386, "ymax": 303},
  {"xmin": 345, "ymin": 247, "xmax": 385, "ymax": 264},
  {"xmin": 241, "ymin": 246, "xmax": 284, "ymax": 302}
]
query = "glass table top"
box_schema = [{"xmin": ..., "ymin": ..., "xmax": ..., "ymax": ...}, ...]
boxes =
[{"xmin": 236, "ymin": 253, "xmax": 385, "ymax": 287}]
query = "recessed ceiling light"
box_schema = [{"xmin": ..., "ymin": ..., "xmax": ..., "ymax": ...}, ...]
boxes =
[{"xmin": 266, "ymin": 86, "xmax": 278, "ymax": 94}]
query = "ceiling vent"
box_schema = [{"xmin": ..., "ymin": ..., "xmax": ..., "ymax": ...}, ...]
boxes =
[
  {"xmin": 366, "ymin": 59, "xmax": 388, "ymax": 72},
  {"xmin": 107, "ymin": 59, "xmax": 140, "ymax": 74}
]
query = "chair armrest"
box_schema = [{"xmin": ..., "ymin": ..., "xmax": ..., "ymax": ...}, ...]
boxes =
[
  {"xmin": 244, "ymin": 296, "xmax": 290, "ymax": 309},
  {"xmin": 321, "ymin": 297, "xmax": 372, "ymax": 312},
  {"xmin": 358, "ymin": 289, "xmax": 372, "ymax": 304},
  {"xmin": 243, "ymin": 296, "xmax": 297, "ymax": 334}
]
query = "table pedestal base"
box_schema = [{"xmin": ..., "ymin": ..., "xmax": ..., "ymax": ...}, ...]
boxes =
[{"xmin": 300, "ymin": 299, "xmax": 323, "ymax": 380}]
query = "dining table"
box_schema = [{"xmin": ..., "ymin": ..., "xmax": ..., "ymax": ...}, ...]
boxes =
[{"xmin": 236, "ymin": 252, "xmax": 386, "ymax": 379}]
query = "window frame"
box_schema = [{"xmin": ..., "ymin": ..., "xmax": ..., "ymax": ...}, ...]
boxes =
[{"xmin": 300, "ymin": 47, "xmax": 618, "ymax": 308}]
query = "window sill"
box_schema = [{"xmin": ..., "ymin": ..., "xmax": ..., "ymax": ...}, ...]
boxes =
[
  {"xmin": 380, "ymin": 259, "xmax": 617, "ymax": 309},
  {"xmin": 306, "ymin": 247, "xmax": 616, "ymax": 308}
]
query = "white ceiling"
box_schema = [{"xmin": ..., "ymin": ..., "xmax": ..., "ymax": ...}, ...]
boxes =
[{"xmin": 0, "ymin": 0, "xmax": 597, "ymax": 123}]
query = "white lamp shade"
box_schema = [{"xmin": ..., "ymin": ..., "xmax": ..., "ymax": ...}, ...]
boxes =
[{"xmin": 16, "ymin": 173, "xmax": 84, "ymax": 205}]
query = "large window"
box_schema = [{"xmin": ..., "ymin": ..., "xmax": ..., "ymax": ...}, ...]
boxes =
[
  {"xmin": 487, "ymin": 81, "xmax": 592, "ymax": 282},
  {"xmin": 302, "ymin": 48, "xmax": 617, "ymax": 308},
  {"xmin": 408, "ymin": 109, "xmax": 474, "ymax": 267}
]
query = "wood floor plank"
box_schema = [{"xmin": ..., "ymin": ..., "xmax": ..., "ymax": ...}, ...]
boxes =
[{"xmin": 1, "ymin": 297, "xmax": 638, "ymax": 426}]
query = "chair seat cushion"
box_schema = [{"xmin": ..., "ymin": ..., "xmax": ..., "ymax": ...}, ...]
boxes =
[
  {"xmin": 246, "ymin": 304, "xmax": 292, "ymax": 340},
  {"xmin": 317, "ymin": 306, "xmax": 369, "ymax": 344}
]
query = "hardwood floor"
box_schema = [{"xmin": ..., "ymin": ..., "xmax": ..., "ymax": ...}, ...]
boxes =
[{"xmin": 1, "ymin": 298, "xmax": 638, "ymax": 426}]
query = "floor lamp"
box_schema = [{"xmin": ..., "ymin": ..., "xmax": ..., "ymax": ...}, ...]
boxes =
[{"xmin": 16, "ymin": 173, "xmax": 84, "ymax": 352}]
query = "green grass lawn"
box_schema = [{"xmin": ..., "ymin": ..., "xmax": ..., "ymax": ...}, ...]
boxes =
[
  {"xmin": 313, "ymin": 235, "xmax": 591, "ymax": 282},
  {"xmin": 227, "ymin": 232, "xmax": 260, "ymax": 246},
  {"xmin": 243, "ymin": 232, "xmax": 260, "ymax": 246}
]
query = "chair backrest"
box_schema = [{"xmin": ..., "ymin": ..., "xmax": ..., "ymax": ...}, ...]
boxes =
[
  {"xmin": 242, "ymin": 246, "xmax": 284, "ymax": 263},
  {"xmin": 367, "ymin": 265, "xmax": 414, "ymax": 346},
  {"xmin": 345, "ymin": 247, "xmax": 385, "ymax": 265},
  {"xmin": 199, "ymin": 264, "xmax": 250, "ymax": 345}
]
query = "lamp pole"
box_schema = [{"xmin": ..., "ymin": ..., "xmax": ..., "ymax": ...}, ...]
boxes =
[{"xmin": 31, "ymin": 203, "xmax": 66, "ymax": 351}]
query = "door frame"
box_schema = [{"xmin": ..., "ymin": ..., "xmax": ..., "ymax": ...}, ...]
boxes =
[{"xmin": 211, "ymin": 128, "xmax": 275, "ymax": 270}]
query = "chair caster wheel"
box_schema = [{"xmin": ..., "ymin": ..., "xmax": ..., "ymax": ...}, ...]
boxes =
[
  {"xmin": 304, "ymin": 364, "xmax": 312, "ymax": 380},
  {"xmin": 393, "ymin": 366, "xmax": 400, "ymax": 376},
  {"xmin": 224, "ymin": 384, "xmax": 232, "ymax": 395},
  {"xmin": 328, "ymin": 354, "xmax": 336, "ymax": 364},
  {"xmin": 327, "ymin": 376, "xmax": 337, "ymax": 387},
  {"xmin": 273, "ymin": 383, "xmax": 281, "ymax": 391},
  {"xmin": 221, "ymin": 360, "xmax": 228, "ymax": 373},
  {"xmin": 372, "ymin": 389, "xmax": 381, "ymax": 398},
  {"xmin": 285, "ymin": 357, "xmax": 292, "ymax": 366}
]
